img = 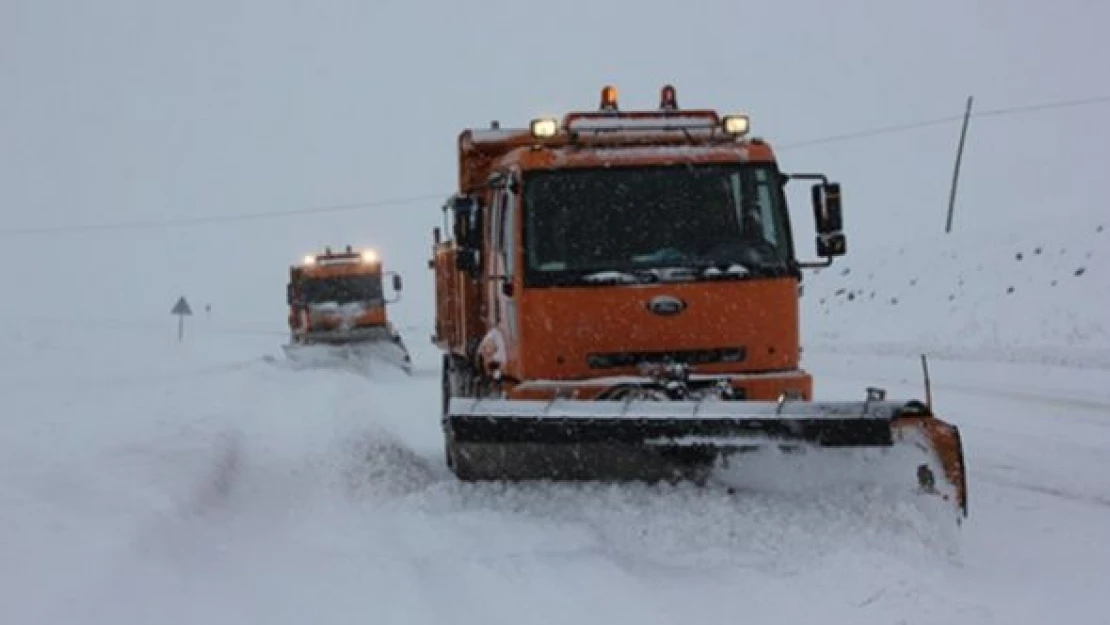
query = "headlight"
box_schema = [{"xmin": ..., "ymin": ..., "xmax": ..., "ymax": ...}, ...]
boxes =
[
  {"xmin": 722, "ymin": 114, "xmax": 750, "ymax": 136},
  {"xmin": 361, "ymin": 249, "xmax": 378, "ymax": 263},
  {"xmin": 530, "ymin": 118, "xmax": 558, "ymax": 139}
]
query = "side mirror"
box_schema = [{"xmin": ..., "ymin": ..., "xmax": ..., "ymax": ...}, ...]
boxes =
[
  {"xmin": 450, "ymin": 195, "xmax": 479, "ymax": 241},
  {"xmin": 383, "ymin": 271, "xmax": 403, "ymax": 304},
  {"xmin": 811, "ymin": 182, "xmax": 843, "ymax": 233},
  {"xmin": 450, "ymin": 194, "xmax": 483, "ymax": 275},
  {"xmin": 817, "ymin": 232, "xmax": 847, "ymax": 257},
  {"xmin": 811, "ymin": 182, "xmax": 846, "ymax": 257},
  {"xmin": 286, "ymin": 283, "xmax": 293, "ymax": 306}
]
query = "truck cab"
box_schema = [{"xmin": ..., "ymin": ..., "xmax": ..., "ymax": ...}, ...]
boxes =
[
  {"xmin": 431, "ymin": 85, "xmax": 846, "ymax": 404},
  {"xmin": 287, "ymin": 245, "xmax": 405, "ymax": 347}
]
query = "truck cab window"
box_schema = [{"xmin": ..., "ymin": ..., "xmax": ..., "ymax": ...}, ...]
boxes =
[{"xmin": 522, "ymin": 163, "xmax": 793, "ymax": 286}]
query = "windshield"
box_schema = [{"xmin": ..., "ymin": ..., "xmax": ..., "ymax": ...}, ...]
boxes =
[
  {"xmin": 300, "ymin": 275, "xmax": 383, "ymax": 305},
  {"xmin": 522, "ymin": 163, "xmax": 794, "ymax": 286}
]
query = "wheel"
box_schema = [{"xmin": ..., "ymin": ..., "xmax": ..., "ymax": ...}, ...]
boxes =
[
  {"xmin": 435, "ymin": 355, "xmax": 448, "ymax": 417},
  {"xmin": 440, "ymin": 355, "xmax": 453, "ymax": 469},
  {"xmin": 442, "ymin": 355, "xmax": 483, "ymax": 475}
]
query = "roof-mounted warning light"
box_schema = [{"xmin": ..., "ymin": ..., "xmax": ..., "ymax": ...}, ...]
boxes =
[
  {"xmin": 301, "ymin": 246, "xmax": 378, "ymax": 266},
  {"xmin": 660, "ymin": 84, "xmax": 678, "ymax": 110},
  {"xmin": 599, "ymin": 85, "xmax": 619, "ymax": 112}
]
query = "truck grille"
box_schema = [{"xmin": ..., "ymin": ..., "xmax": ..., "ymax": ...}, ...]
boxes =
[{"xmin": 586, "ymin": 347, "xmax": 746, "ymax": 369}]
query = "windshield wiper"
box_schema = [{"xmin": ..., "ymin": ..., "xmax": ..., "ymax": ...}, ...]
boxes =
[
  {"xmin": 582, "ymin": 270, "xmax": 649, "ymax": 284},
  {"xmin": 643, "ymin": 262, "xmax": 755, "ymax": 281},
  {"xmin": 586, "ymin": 267, "xmax": 705, "ymax": 284},
  {"xmin": 581, "ymin": 265, "xmax": 750, "ymax": 285},
  {"xmin": 579, "ymin": 257, "xmax": 783, "ymax": 286},
  {"xmin": 583, "ymin": 268, "xmax": 695, "ymax": 284},
  {"xmin": 696, "ymin": 263, "xmax": 752, "ymax": 279}
]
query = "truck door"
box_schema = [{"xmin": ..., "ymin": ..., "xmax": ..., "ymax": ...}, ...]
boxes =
[
  {"xmin": 485, "ymin": 174, "xmax": 518, "ymax": 358},
  {"xmin": 500, "ymin": 177, "xmax": 519, "ymax": 345}
]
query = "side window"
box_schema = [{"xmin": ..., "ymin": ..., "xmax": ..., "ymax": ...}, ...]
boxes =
[
  {"xmin": 728, "ymin": 173, "xmax": 745, "ymax": 231},
  {"xmin": 487, "ymin": 186, "xmax": 504, "ymax": 323},
  {"xmin": 502, "ymin": 183, "xmax": 515, "ymax": 277},
  {"xmin": 488, "ymin": 188, "xmax": 503, "ymax": 256},
  {"xmin": 754, "ymin": 170, "xmax": 776, "ymax": 243},
  {"xmin": 753, "ymin": 167, "xmax": 791, "ymax": 254}
]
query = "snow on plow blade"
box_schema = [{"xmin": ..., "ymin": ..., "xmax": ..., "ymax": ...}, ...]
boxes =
[
  {"xmin": 282, "ymin": 339, "xmax": 412, "ymax": 374},
  {"xmin": 444, "ymin": 397, "xmax": 968, "ymax": 516}
]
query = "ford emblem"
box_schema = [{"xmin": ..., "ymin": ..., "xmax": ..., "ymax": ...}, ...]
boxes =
[{"xmin": 646, "ymin": 295, "xmax": 687, "ymax": 316}]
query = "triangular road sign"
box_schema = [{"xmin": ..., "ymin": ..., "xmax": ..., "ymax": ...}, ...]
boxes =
[{"xmin": 171, "ymin": 296, "xmax": 193, "ymax": 316}]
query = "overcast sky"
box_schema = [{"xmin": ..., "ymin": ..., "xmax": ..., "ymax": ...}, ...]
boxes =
[{"xmin": 1, "ymin": 0, "xmax": 1107, "ymax": 330}]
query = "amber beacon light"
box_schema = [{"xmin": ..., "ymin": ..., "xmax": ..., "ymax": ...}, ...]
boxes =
[
  {"xmin": 659, "ymin": 84, "xmax": 678, "ymax": 110},
  {"xmin": 599, "ymin": 85, "xmax": 619, "ymax": 111}
]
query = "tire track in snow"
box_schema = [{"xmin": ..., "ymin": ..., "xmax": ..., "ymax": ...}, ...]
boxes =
[
  {"xmin": 820, "ymin": 366, "xmax": 1110, "ymax": 422},
  {"xmin": 183, "ymin": 430, "xmax": 244, "ymax": 517},
  {"xmin": 928, "ymin": 381, "xmax": 1110, "ymax": 417},
  {"xmin": 123, "ymin": 429, "xmax": 250, "ymax": 573},
  {"xmin": 973, "ymin": 463, "xmax": 1110, "ymax": 510},
  {"xmin": 335, "ymin": 426, "xmax": 441, "ymax": 501}
]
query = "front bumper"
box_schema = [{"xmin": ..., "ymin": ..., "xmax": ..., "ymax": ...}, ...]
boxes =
[
  {"xmin": 504, "ymin": 369, "xmax": 813, "ymax": 402},
  {"xmin": 296, "ymin": 324, "xmax": 400, "ymax": 345}
]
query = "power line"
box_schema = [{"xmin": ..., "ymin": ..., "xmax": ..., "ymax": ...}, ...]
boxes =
[
  {"xmin": 975, "ymin": 94, "xmax": 1110, "ymax": 118},
  {"xmin": 0, "ymin": 193, "xmax": 445, "ymax": 236},
  {"xmin": 2, "ymin": 93, "xmax": 1108, "ymax": 237},
  {"xmin": 778, "ymin": 94, "xmax": 1110, "ymax": 150},
  {"xmin": 778, "ymin": 115, "xmax": 963, "ymax": 149}
]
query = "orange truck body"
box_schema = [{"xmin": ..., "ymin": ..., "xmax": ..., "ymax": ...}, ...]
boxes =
[
  {"xmin": 429, "ymin": 86, "xmax": 967, "ymax": 516},
  {"xmin": 286, "ymin": 246, "xmax": 411, "ymax": 372},
  {"xmin": 432, "ymin": 91, "xmax": 821, "ymax": 402}
]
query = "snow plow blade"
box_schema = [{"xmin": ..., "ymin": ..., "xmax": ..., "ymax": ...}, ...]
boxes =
[
  {"xmin": 444, "ymin": 397, "xmax": 967, "ymax": 516},
  {"xmin": 282, "ymin": 336, "xmax": 412, "ymax": 374}
]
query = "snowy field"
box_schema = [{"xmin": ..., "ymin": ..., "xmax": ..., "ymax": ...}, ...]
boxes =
[
  {"xmin": 2, "ymin": 213, "xmax": 1109, "ymax": 625},
  {"xmin": 804, "ymin": 216, "xmax": 1109, "ymax": 368}
]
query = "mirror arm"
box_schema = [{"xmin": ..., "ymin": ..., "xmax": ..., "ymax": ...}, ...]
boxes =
[
  {"xmin": 782, "ymin": 172, "xmax": 829, "ymax": 184},
  {"xmin": 797, "ymin": 257, "xmax": 835, "ymax": 270}
]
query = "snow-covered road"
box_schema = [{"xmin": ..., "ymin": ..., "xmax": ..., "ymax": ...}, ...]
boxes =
[
  {"xmin": 3, "ymin": 320, "xmax": 1107, "ymax": 624},
  {"xmin": 812, "ymin": 350, "xmax": 1110, "ymax": 623}
]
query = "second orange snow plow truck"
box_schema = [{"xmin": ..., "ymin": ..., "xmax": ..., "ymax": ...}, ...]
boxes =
[
  {"xmin": 430, "ymin": 85, "xmax": 967, "ymax": 516},
  {"xmin": 286, "ymin": 245, "xmax": 412, "ymax": 373}
]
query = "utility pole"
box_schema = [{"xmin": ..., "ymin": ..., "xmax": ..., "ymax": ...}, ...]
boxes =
[{"xmin": 946, "ymin": 95, "xmax": 974, "ymax": 234}]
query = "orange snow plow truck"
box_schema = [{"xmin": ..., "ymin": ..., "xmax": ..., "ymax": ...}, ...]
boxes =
[
  {"xmin": 430, "ymin": 85, "xmax": 967, "ymax": 517},
  {"xmin": 286, "ymin": 245, "xmax": 412, "ymax": 373}
]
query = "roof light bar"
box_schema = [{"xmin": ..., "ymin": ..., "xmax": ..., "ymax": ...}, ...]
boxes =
[{"xmin": 300, "ymin": 246, "xmax": 381, "ymax": 267}]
